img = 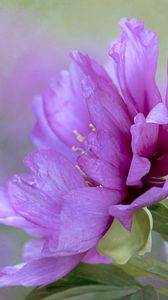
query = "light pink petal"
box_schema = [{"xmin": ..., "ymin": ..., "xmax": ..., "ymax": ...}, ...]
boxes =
[
  {"xmin": 83, "ymin": 246, "xmax": 111, "ymax": 264},
  {"xmin": 146, "ymin": 103, "xmax": 168, "ymax": 124},
  {"xmin": 44, "ymin": 187, "xmax": 122, "ymax": 255},
  {"xmin": 78, "ymin": 154, "xmax": 126, "ymax": 191},
  {"xmin": 109, "ymin": 18, "xmax": 161, "ymax": 117},
  {"xmin": 84, "ymin": 130, "xmax": 131, "ymax": 172},
  {"xmin": 8, "ymin": 150, "xmax": 85, "ymax": 228},
  {"xmin": 127, "ymin": 113, "xmax": 158, "ymax": 185},
  {"xmin": 126, "ymin": 155, "xmax": 151, "ymax": 186},
  {"xmin": 32, "ymin": 96, "xmax": 76, "ymax": 161},
  {"xmin": 131, "ymin": 113, "xmax": 159, "ymax": 157},
  {"xmin": 71, "ymin": 51, "xmax": 132, "ymax": 136},
  {"xmin": 23, "ymin": 239, "xmax": 44, "ymax": 261},
  {"xmin": 0, "ymin": 254, "xmax": 83, "ymax": 287},
  {"xmin": 109, "ymin": 180, "xmax": 168, "ymax": 230},
  {"xmin": 0, "ymin": 187, "xmax": 37, "ymax": 230},
  {"xmin": 43, "ymin": 63, "xmax": 90, "ymax": 148}
]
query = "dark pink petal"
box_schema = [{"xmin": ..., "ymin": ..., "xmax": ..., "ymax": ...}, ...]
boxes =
[
  {"xmin": 0, "ymin": 255, "xmax": 83, "ymax": 287},
  {"xmin": 84, "ymin": 130, "xmax": 131, "ymax": 171},
  {"xmin": 83, "ymin": 246, "xmax": 111, "ymax": 264},
  {"xmin": 109, "ymin": 18, "xmax": 161, "ymax": 117},
  {"xmin": 71, "ymin": 51, "xmax": 132, "ymax": 136},
  {"xmin": 146, "ymin": 104, "xmax": 168, "ymax": 177},
  {"xmin": 78, "ymin": 154, "xmax": 126, "ymax": 191},
  {"xmin": 32, "ymin": 96, "xmax": 76, "ymax": 161},
  {"xmin": 127, "ymin": 113, "xmax": 158, "ymax": 185},
  {"xmin": 0, "ymin": 188, "xmax": 52, "ymax": 236},
  {"xmin": 131, "ymin": 113, "xmax": 159, "ymax": 157},
  {"xmin": 8, "ymin": 150, "xmax": 85, "ymax": 228},
  {"xmin": 0, "ymin": 187, "xmax": 32, "ymax": 228},
  {"xmin": 126, "ymin": 155, "xmax": 151, "ymax": 186},
  {"xmin": 43, "ymin": 63, "xmax": 90, "ymax": 148},
  {"xmin": 109, "ymin": 180, "xmax": 168, "ymax": 230},
  {"xmin": 43, "ymin": 187, "xmax": 122, "ymax": 255}
]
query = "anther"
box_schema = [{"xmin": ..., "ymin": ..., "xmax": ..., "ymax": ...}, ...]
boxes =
[
  {"xmin": 73, "ymin": 129, "xmax": 85, "ymax": 142},
  {"xmin": 89, "ymin": 123, "xmax": 96, "ymax": 132},
  {"xmin": 72, "ymin": 146, "xmax": 85, "ymax": 153}
]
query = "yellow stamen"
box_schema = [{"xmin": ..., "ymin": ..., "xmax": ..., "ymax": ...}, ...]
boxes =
[
  {"xmin": 89, "ymin": 123, "xmax": 96, "ymax": 132},
  {"xmin": 72, "ymin": 146, "xmax": 85, "ymax": 153},
  {"xmin": 73, "ymin": 129, "xmax": 85, "ymax": 142}
]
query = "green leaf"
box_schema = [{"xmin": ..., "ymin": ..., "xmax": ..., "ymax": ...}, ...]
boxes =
[
  {"xmin": 122, "ymin": 285, "xmax": 158, "ymax": 300},
  {"xmin": 149, "ymin": 202, "xmax": 168, "ymax": 240},
  {"xmin": 31, "ymin": 287, "xmax": 138, "ymax": 300},
  {"xmin": 97, "ymin": 208, "xmax": 152, "ymax": 264},
  {"xmin": 119, "ymin": 255, "xmax": 168, "ymax": 281},
  {"xmin": 26, "ymin": 263, "xmax": 140, "ymax": 300},
  {"xmin": 26, "ymin": 261, "xmax": 163, "ymax": 300}
]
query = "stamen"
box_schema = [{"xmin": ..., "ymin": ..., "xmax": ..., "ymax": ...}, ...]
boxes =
[
  {"xmin": 89, "ymin": 123, "xmax": 96, "ymax": 132},
  {"xmin": 72, "ymin": 146, "xmax": 85, "ymax": 153},
  {"xmin": 73, "ymin": 129, "xmax": 85, "ymax": 142}
]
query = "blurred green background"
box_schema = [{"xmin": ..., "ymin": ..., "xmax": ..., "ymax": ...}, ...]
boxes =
[{"xmin": 0, "ymin": 1, "xmax": 168, "ymax": 299}]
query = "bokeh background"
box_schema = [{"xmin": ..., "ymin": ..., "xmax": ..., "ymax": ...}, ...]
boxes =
[{"xmin": 0, "ymin": 1, "xmax": 168, "ymax": 299}]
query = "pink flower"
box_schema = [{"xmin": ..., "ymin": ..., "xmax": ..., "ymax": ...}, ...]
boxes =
[
  {"xmin": 0, "ymin": 18, "xmax": 168, "ymax": 287},
  {"xmin": 33, "ymin": 18, "xmax": 168, "ymax": 223}
]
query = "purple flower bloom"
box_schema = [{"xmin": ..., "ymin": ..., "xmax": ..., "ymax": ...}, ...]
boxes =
[
  {"xmin": 33, "ymin": 18, "xmax": 168, "ymax": 223},
  {"xmin": 0, "ymin": 150, "xmax": 116, "ymax": 286},
  {"xmin": 0, "ymin": 18, "xmax": 168, "ymax": 286}
]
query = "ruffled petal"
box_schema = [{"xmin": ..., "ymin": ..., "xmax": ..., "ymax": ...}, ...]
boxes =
[
  {"xmin": 0, "ymin": 254, "xmax": 83, "ymax": 287},
  {"xmin": 109, "ymin": 18, "xmax": 161, "ymax": 117},
  {"xmin": 146, "ymin": 103, "xmax": 168, "ymax": 124},
  {"xmin": 43, "ymin": 63, "xmax": 90, "ymax": 148},
  {"xmin": 0, "ymin": 187, "xmax": 34, "ymax": 229},
  {"xmin": 109, "ymin": 180, "xmax": 168, "ymax": 230},
  {"xmin": 127, "ymin": 155, "xmax": 151, "ymax": 186},
  {"xmin": 32, "ymin": 96, "xmax": 76, "ymax": 161},
  {"xmin": 84, "ymin": 130, "xmax": 131, "ymax": 172},
  {"xmin": 43, "ymin": 187, "xmax": 122, "ymax": 255},
  {"xmin": 83, "ymin": 246, "xmax": 111, "ymax": 264},
  {"xmin": 78, "ymin": 154, "xmax": 126, "ymax": 192},
  {"xmin": 8, "ymin": 150, "xmax": 85, "ymax": 228},
  {"xmin": 71, "ymin": 51, "xmax": 132, "ymax": 136},
  {"xmin": 23, "ymin": 239, "xmax": 44, "ymax": 261},
  {"xmin": 127, "ymin": 113, "xmax": 159, "ymax": 185}
]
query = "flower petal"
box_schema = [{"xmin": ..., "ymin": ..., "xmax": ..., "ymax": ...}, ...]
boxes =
[
  {"xmin": 71, "ymin": 50, "xmax": 132, "ymax": 136},
  {"xmin": 146, "ymin": 103, "xmax": 168, "ymax": 124},
  {"xmin": 84, "ymin": 130, "xmax": 131, "ymax": 172},
  {"xmin": 0, "ymin": 254, "xmax": 83, "ymax": 287},
  {"xmin": 44, "ymin": 187, "xmax": 122, "ymax": 255},
  {"xmin": 83, "ymin": 246, "xmax": 111, "ymax": 264},
  {"xmin": 8, "ymin": 150, "xmax": 85, "ymax": 228},
  {"xmin": 78, "ymin": 154, "xmax": 126, "ymax": 191},
  {"xmin": 32, "ymin": 96, "xmax": 76, "ymax": 161},
  {"xmin": 126, "ymin": 155, "xmax": 151, "ymax": 186},
  {"xmin": 127, "ymin": 113, "xmax": 159, "ymax": 185},
  {"xmin": 23, "ymin": 239, "xmax": 44, "ymax": 261},
  {"xmin": 109, "ymin": 180, "xmax": 168, "ymax": 230},
  {"xmin": 109, "ymin": 18, "xmax": 161, "ymax": 117},
  {"xmin": 43, "ymin": 63, "xmax": 90, "ymax": 148}
]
